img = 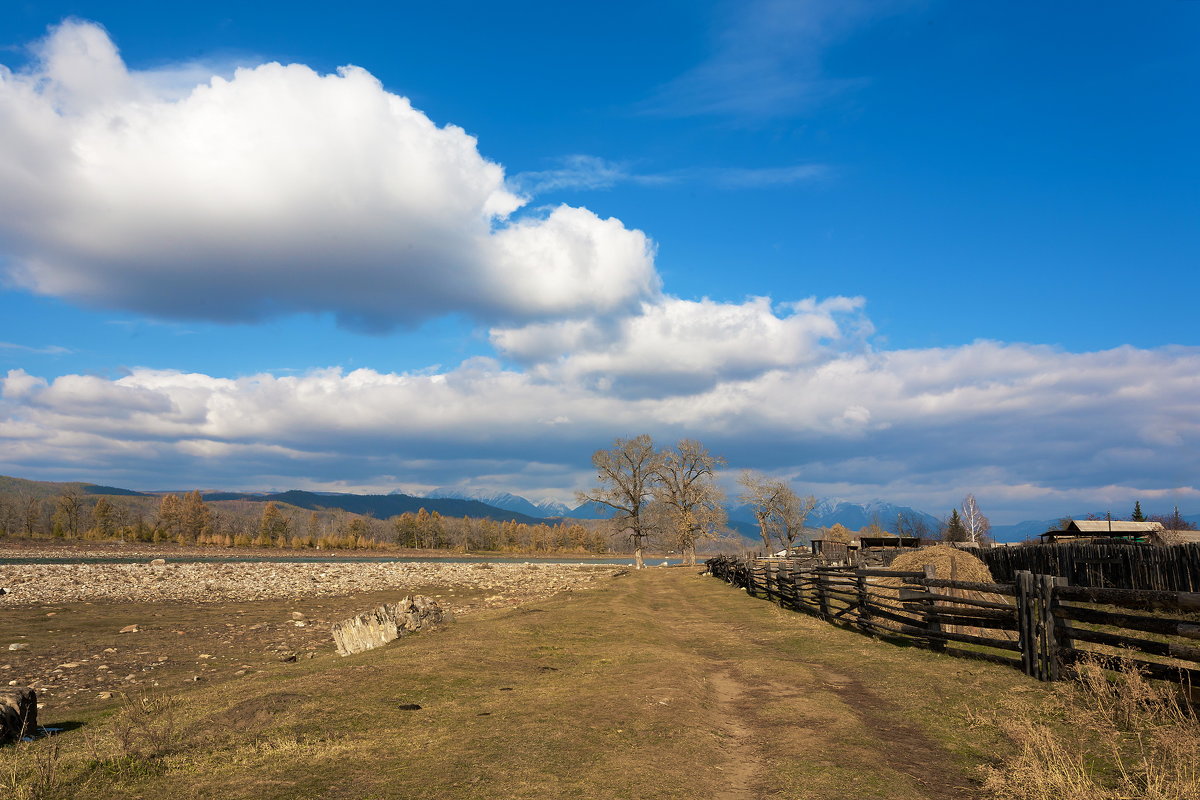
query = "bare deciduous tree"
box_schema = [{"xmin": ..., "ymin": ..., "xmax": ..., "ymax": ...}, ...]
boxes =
[
  {"xmin": 653, "ymin": 439, "xmax": 726, "ymax": 567},
  {"xmin": 738, "ymin": 472, "xmax": 813, "ymax": 555},
  {"xmin": 894, "ymin": 510, "xmax": 931, "ymax": 540},
  {"xmin": 776, "ymin": 489, "xmax": 817, "ymax": 553},
  {"xmin": 961, "ymin": 494, "xmax": 990, "ymax": 544},
  {"xmin": 738, "ymin": 471, "xmax": 786, "ymax": 554},
  {"xmin": 578, "ymin": 434, "xmax": 662, "ymax": 569}
]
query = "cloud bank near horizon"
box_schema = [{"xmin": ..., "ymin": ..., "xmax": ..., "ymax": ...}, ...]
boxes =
[{"xmin": 4, "ymin": 338, "xmax": 1198, "ymax": 521}]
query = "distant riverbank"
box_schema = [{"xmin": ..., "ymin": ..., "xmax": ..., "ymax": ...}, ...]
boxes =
[{"xmin": 0, "ymin": 539, "xmax": 685, "ymax": 566}]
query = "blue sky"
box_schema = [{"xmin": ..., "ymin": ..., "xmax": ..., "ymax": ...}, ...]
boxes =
[{"xmin": 1, "ymin": 1, "xmax": 1197, "ymax": 524}]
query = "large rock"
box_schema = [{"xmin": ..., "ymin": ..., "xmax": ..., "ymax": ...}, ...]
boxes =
[
  {"xmin": 0, "ymin": 687, "xmax": 37, "ymax": 745},
  {"xmin": 331, "ymin": 596, "xmax": 450, "ymax": 657}
]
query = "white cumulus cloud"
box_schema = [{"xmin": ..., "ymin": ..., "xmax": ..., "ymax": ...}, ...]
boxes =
[
  {"xmin": 490, "ymin": 295, "xmax": 872, "ymax": 397},
  {"xmin": 0, "ymin": 20, "xmax": 658, "ymax": 330},
  {"xmin": 2, "ymin": 342, "xmax": 1198, "ymax": 521}
]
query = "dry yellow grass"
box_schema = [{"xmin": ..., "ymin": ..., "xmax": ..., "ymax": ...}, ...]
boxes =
[{"xmin": 980, "ymin": 654, "xmax": 1200, "ymax": 800}]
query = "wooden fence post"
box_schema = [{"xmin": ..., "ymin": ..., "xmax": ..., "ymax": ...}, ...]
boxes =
[
  {"xmin": 782, "ymin": 561, "xmax": 798, "ymax": 611},
  {"xmin": 1053, "ymin": 575, "xmax": 1074, "ymax": 659},
  {"xmin": 923, "ymin": 565, "xmax": 945, "ymax": 651},
  {"xmin": 818, "ymin": 570, "xmax": 831, "ymax": 619},
  {"xmin": 1043, "ymin": 575, "xmax": 1074, "ymax": 680},
  {"xmin": 856, "ymin": 571, "xmax": 871, "ymax": 633},
  {"xmin": 1016, "ymin": 570, "xmax": 1039, "ymax": 679},
  {"xmin": 1016, "ymin": 570, "xmax": 1032, "ymax": 677}
]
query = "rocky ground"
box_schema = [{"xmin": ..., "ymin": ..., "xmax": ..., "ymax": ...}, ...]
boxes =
[
  {"xmin": 0, "ymin": 558, "xmax": 614, "ymax": 605},
  {"xmin": 0, "ymin": 554, "xmax": 625, "ymax": 710}
]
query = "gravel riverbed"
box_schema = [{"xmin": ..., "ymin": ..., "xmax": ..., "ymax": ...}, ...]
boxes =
[{"xmin": 0, "ymin": 560, "xmax": 616, "ymax": 606}]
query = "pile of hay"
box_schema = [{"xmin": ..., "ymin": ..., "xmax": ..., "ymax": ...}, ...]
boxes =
[
  {"xmin": 886, "ymin": 544, "xmax": 997, "ymax": 584},
  {"xmin": 873, "ymin": 545, "xmax": 1017, "ymax": 641}
]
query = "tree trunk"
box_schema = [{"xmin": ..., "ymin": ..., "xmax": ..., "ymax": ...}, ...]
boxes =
[
  {"xmin": 685, "ymin": 545, "xmax": 696, "ymax": 567},
  {"xmin": 634, "ymin": 545, "xmax": 645, "ymax": 569}
]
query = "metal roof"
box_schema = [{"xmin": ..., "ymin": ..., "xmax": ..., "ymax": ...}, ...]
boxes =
[{"xmin": 1068, "ymin": 520, "xmax": 1163, "ymax": 533}]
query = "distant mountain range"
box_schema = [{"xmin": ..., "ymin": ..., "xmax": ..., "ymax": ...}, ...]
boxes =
[
  {"xmin": 422, "ymin": 488, "xmax": 573, "ymax": 519},
  {"xmin": 199, "ymin": 489, "xmax": 545, "ymax": 525}
]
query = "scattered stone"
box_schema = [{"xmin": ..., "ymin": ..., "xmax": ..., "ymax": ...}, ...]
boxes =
[
  {"xmin": 7, "ymin": 644, "xmax": 28, "ymax": 651},
  {"xmin": 290, "ymin": 612, "xmax": 305, "ymax": 620},
  {"xmin": 148, "ymin": 559, "xmax": 167, "ymax": 567},
  {"xmin": 331, "ymin": 595, "xmax": 449, "ymax": 657},
  {"xmin": 103, "ymin": 647, "xmax": 117, "ymax": 653},
  {"xmin": 0, "ymin": 687, "xmax": 37, "ymax": 745},
  {"xmin": 0, "ymin": 561, "xmax": 606, "ymax": 606},
  {"xmin": 97, "ymin": 691, "xmax": 114, "ymax": 700},
  {"xmin": 119, "ymin": 625, "xmax": 139, "ymax": 634},
  {"xmin": 279, "ymin": 653, "xmax": 298, "ymax": 663},
  {"xmin": 397, "ymin": 703, "xmax": 421, "ymax": 711},
  {"xmin": 58, "ymin": 663, "xmax": 81, "ymax": 669},
  {"xmin": 292, "ymin": 620, "xmax": 307, "ymax": 627}
]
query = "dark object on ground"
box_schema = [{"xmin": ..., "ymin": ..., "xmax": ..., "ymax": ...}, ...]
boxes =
[
  {"xmin": 397, "ymin": 703, "xmax": 422, "ymax": 711},
  {"xmin": 0, "ymin": 687, "xmax": 37, "ymax": 745}
]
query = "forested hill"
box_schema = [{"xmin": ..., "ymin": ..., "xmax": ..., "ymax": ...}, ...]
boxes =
[
  {"xmin": 0, "ymin": 475, "xmax": 148, "ymax": 498},
  {"xmin": 198, "ymin": 489, "xmax": 545, "ymax": 525},
  {"xmin": 0, "ymin": 475, "xmax": 545, "ymax": 526}
]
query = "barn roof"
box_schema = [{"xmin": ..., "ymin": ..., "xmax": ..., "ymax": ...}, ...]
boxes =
[{"xmin": 1067, "ymin": 520, "xmax": 1163, "ymax": 533}]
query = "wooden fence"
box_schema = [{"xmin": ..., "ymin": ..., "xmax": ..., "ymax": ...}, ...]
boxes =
[
  {"xmin": 707, "ymin": 556, "xmax": 1200, "ymax": 686},
  {"xmin": 979, "ymin": 542, "xmax": 1200, "ymax": 592}
]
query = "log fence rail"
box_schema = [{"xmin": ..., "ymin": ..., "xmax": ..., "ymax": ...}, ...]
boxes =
[{"xmin": 707, "ymin": 555, "xmax": 1200, "ymax": 686}]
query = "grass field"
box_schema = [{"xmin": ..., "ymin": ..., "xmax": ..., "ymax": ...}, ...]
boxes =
[{"xmin": 0, "ymin": 567, "xmax": 1109, "ymax": 799}]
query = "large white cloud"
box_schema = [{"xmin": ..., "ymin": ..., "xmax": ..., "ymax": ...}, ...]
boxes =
[
  {"xmin": 3, "ymin": 339, "xmax": 1197, "ymax": 520},
  {"xmin": 490, "ymin": 295, "xmax": 872, "ymax": 397},
  {"xmin": 0, "ymin": 21, "xmax": 658, "ymax": 329}
]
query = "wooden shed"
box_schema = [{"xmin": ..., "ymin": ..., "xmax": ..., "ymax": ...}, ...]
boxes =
[{"xmin": 1040, "ymin": 520, "xmax": 1163, "ymax": 544}]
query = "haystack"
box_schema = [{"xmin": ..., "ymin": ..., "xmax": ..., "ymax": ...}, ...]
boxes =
[
  {"xmin": 874, "ymin": 545, "xmax": 1017, "ymax": 641},
  {"xmin": 886, "ymin": 544, "xmax": 997, "ymax": 584}
]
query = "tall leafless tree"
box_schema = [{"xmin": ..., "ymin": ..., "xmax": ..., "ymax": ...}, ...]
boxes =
[
  {"xmin": 739, "ymin": 471, "xmax": 812, "ymax": 555},
  {"xmin": 578, "ymin": 434, "xmax": 662, "ymax": 569},
  {"xmin": 775, "ymin": 488, "xmax": 817, "ymax": 553},
  {"xmin": 961, "ymin": 494, "xmax": 990, "ymax": 544},
  {"xmin": 738, "ymin": 471, "xmax": 786, "ymax": 554},
  {"xmin": 653, "ymin": 439, "xmax": 726, "ymax": 566}
]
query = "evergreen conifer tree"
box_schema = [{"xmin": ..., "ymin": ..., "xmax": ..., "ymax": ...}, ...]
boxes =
[
  {"xmin": 1132, "ymin": 501, "xmax": 1146, "ymax": 522},
  {"xmin": 943, "ymin": 508, "xmax": 968, "ymax": 542}
]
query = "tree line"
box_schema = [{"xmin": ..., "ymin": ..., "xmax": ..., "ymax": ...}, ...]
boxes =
[{"xmin": 0, "ymin": 490, "xmax": 618, "ymax": 554}]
